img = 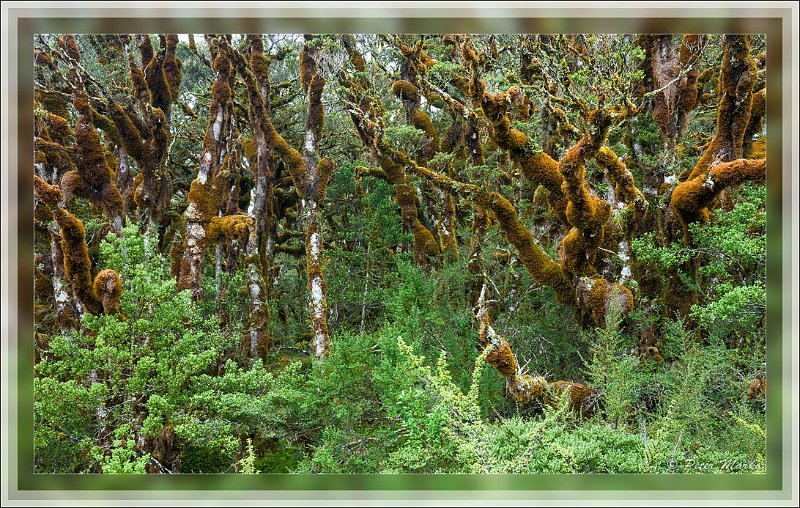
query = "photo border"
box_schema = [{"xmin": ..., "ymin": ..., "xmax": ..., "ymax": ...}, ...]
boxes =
[{"xmin": 3, "ymin": 2, "xmax": 797, "ymax": 505}]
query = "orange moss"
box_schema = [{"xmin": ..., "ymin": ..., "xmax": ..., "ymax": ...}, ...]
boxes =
[
  {"xmin": 672, "ymin": 158, "xmax": 766, "ymax": 228},
  {"xmin": 33, "ymin": 175, "xmax": 62, "ymax": 207},
  {"xmin": 485, "ymin": 339, "xmax": 518, "ymax": 378},
  {"xmin": 505, "ymin": 374, "xmax": 547, "ymax": 405},
  {"xmin": 35, "ymin": 262, "xmax": 53, "ymax": 303},
  {"xmin": 89, "ymin": 109, "xmax": 119, "ymax": 144},
  {"xmin": 544, "ymin": 380, "xmax": 597, "ymax": 416},
  {"xmin": 59, "ymin": 170, "xmax": 91, "ymax": 201},
  {"xmin": 479, "ymin": 191, "xmax": 574, "ymax": 305},
  {"xmin": 559, "ymin": 140, "xmax": 611, "ymax": 237},
  {"xmin": 93, "ymin": 268, "xmax": 125, "ymax": 318},
  {"xmin": 442, "ymin": 119, "xmax": 463, "ymax": 155},
  {"xmin": 73, "ymin": 111, "xmax": 125, "ymax": 221},
  {"xmin": 207, "ymin": 214, "xmax": 252, "ymax": 242},
  {"xmin": 462, "ymin": 42, "xmax": 479, "ymax": 64},
  {"xmin": 106, "ymin": 102, "xmax": 145, "ymax": 160},
  {"xmin": 558, "ymin": 228, "xmax": 595, "ymax": 276},
  {"xmin": 186, "ymin": 176, "xmax": 229, "ymax": 222},
  {"xmin": 242, "ymin": 137, "xmax": 257, "ymax": 164},
  {"xmin": 45, "ymin": 112, "xmax": 72, "ymax": 139},
  {"xmin": 749, "ymin": 139, "xmax": 766, "ymax": 159},
  {"xmin": 690, "ymin": 35, "xmax": 757, "ymax": 180},
  {"xmin": 164, "ymin": 34, "xmax": 183, "ymax": 102},
  {"xmin": 413, "ymin": 220, "xmax": 441, "ymax": 261},
  {"xmin": 35, "ymin": 50, "xmax": 55, "ymax": 68},
  {"xmin": 316, "ymin": 157, "xmax": 334, "ymax": 203},
  {"xmin": 341, "ymin": 34, "xmax": 366, "ymax": 72},
  {"xmin": 411, "ymin": 109, "xmax": 439, "ymax": 161},
  {"xmin": 411, "ymin": 109, "xmax": 436, "ymax": 140},
  {"xmin": 138, "ymin": 34, "xmax": 154, "ymax": 66},
  {"xmin": 54, "ymin": 207, "xmax": 102, "ymax": 315},
  {"xmin": 36, "ymin": 89, "xmax": 71, "ymax": 120},
  {"xmin": 72, "ymin": 89, "xmax": 90, "ymax": 117},
  {"xmin": 299, "ymin": 41, "xmax": 314, "ymax": 92},
  {"xmin": 145, "ymin": 46, "xmax": 172, "ymax": 114},
  {"xmin": 392, "ymin": 80, "xmax": 420, "ymax": 104},
  {"xmin": 595, "ymin": 146, "xmax": 644, "ymax": 206},
  {"xmin": 129, "ymin": 53, "xmax": 152, "ymax": 105},
  {"xmin": 575, "ymin": 277, "xmax": 634, "ymax": 327},
  {"xmin": 250, "ymin": 36, "xmax": 272, "ymax": 83},
  {"xmin": 521, "ymin": 151, "xmax": 564, "ymax": 204},
  {"xmin": 747, "ymin": 377, "xmax": 766, "ymax": 401},
  {"xmin": 306, "ymin": 74, "xmax": 325, "ymax": 144},
  {"xmin": 743, "ymin": 88, "xmax": 766, "ymax": 158}
]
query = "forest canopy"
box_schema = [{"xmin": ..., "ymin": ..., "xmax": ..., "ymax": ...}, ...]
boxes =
[{"xmin": 32, "ymin": 32, "xmax": 767, "ymax": 474}]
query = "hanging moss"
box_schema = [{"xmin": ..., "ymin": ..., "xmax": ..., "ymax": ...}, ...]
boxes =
[
  {"xmin": 250, "ymin": 36, "xmax": 272, "ymax": 83},
  {"xmin": 206, "ymin": 214, "xmax": 252, "ymax": 243},
  {"xmin": 164, "ymin": 34, "xmax": 183, "ymax": 103},
  {"xmin": 71, "ymin": 106, "xmax": 125, "ymax": 222},
  {"xmin": 145, "ymin": 45, "xmax": 172, "ymax": 115},
  {"xmin": 678, "ymin": 35, "xmax": 705, "ymax": 124},
  {"xmin": 36, "ymin": 89, "xmax": 71, "ymax": 120},
  {"xmin": 45, "ymin": 112, "xmax": 72, "ymax": 140},
  {"xmin": 72, "ymin": 88, "xmax": 90, "ymax": 117},
  {"xmin": 129, "ymin": 53, "xmax": 152, "ymax": 106},
  {"xmin": 340, "ymin": 34, "xmax": 366, "ymax": 72},
  {"xmin": 54, "ymin": 207, "xmax": 102, "ymax": 315},
  {"xmin": 391, "ymin": 80, "xmax": 420, "ymax": 104},
  {"xmin": 34, "ymin": 175, "xmax": 63, "ymax": 207},
  {"xmin": 689, "ymin": 35, "xmax": 757, "ymax": 180},
  {"xmin": 464, "ymin": 116, "xmax": 484, "ymax": 164},
  {"xmin": 35, "ymin": 49, "xmax": 55, "ymax": 69},
  {"xmin": 442, "ymin": 118, "xmax": 463, "ymax": 154},
  {"xmin": 88, "ymin": 109, "xmax": 119, "ymax": 145},
  {"xmin": 575, "ymin": 277, "xmax": 634, "ymax": 327},
  {"xmin": 411, "ymin": 109, "xmax": 439, "ymax": 161},
  {"xmin": 299, "ymin": 40, "xmax": 314, "ymax": 92},
  {"xmin": 106, "ymin": 102, "xmax": 145, "ymax": 160},
  {"xmin": 315, "ymin": 157, "xmax": 334, "ymax": 203},
  {"xmin": 138, "ymin": 34, "xmax": 154, "ymax": 67},
  {"xmin": 306, "ymin": 74, "xmax": 325, "ymax": 144},
  {"xmin": 93, "ymin": 269, "xmax": 125, "ymax": 318}
]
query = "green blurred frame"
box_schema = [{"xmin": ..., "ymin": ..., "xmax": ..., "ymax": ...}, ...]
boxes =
[{"xmin": 6, "ymin": 4, "xmax": 795, "ymax": 503}]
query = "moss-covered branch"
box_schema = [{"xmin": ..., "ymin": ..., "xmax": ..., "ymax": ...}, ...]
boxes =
[
  {"xmin": 475, "ymin": 284, "xmax": 597, "ymax": 414},
  {"xmin": 53, "ymin": 207, "xmax": 124, "ymax": 319},
  {"xmin": 688, "ymin": 34, "xmax": 757, "ymax": 180}
]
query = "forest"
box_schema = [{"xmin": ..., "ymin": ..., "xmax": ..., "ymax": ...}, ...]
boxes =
[{"xmin": 31, "ymin": 32, "xmax": 767, "ymax": 474}]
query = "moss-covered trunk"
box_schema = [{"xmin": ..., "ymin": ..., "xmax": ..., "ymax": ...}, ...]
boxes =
[{"xmin": 298, "ymin": 36, "xmax": 332, "ymax": 358}]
